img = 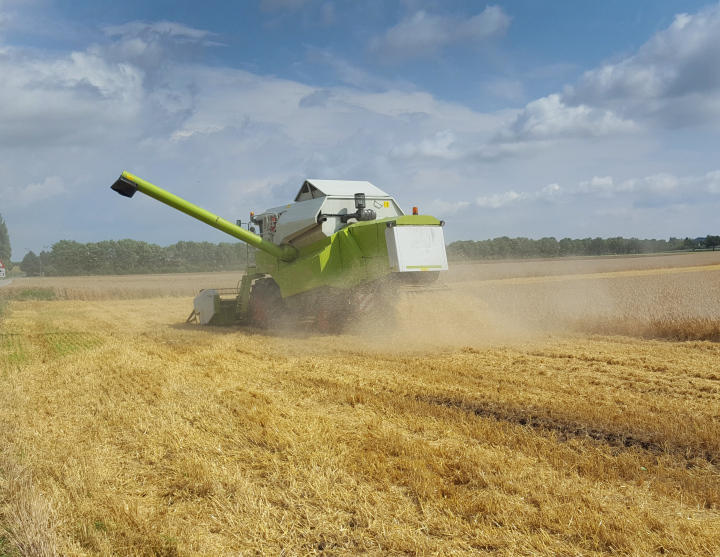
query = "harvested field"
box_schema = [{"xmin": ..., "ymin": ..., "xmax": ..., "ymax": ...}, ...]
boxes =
[
  {"xmin": 0, "ymin": 272, "xmax": 243, "ymax": 301},
  {"xmin": 446, "ymin": 251, "xmax": 720, "ymax": 282},
  {"xmin": 1, "ymin": 254, "xmax": 719, "ymax": 555}
]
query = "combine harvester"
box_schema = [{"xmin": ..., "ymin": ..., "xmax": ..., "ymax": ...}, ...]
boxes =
[{"xmin": 111, "ymin": 172, "xmax": 448, "ymax": 331}]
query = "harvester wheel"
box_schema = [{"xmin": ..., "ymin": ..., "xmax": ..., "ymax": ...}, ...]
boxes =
[
  {"xmin": 313, "ymin": 291, "xmax": 350, "ymax": 334},
  {"xmin": 316, "ymin": 306, "xmax": 335, "ymax": 334},
  {"xmin": 248, "ymin": 278, "xmax": 282, "ymax": 329}
]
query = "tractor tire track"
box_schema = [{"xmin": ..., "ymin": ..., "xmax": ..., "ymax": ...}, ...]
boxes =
[{"xmin": 419, "ymin": 395, "xmax": 720, "ymax": 466}]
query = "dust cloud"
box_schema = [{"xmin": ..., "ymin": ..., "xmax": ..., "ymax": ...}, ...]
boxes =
[{"xmin": 345, "ymin": 256, "xmax": 720, "ymax": 351}]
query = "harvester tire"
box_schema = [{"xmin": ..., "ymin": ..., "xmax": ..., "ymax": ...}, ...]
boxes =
[
  {"xmin": 313, "ymin": 289, "xmax": 351, "ymax": 334},
  {"xmin": 249, "ymin": 278, "xmax": 282, "ymax": 329}
]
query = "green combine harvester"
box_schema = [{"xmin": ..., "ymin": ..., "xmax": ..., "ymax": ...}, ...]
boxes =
[{"xmin": 111, "ymin": 171, "xmax": 448, "ymax": 331}]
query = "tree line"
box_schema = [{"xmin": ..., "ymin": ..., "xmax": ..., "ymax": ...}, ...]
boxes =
[
  {"xmin": 13, "ymin": 233, "xmax": 720, "ymax": 277},
  {"xmin": 447, "ymin": 235, "xmax": 720, "ymax": 261},
  {"xmin": 21, "ymin": 239, "xmax": 249, "ymax": 277}
]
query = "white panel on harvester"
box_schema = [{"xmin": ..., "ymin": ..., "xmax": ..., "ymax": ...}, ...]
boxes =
[
  {"xmin": 193, "ymin": 289, "xmax": 219, "ymax": 325},
  {"xmin": 385, "ymin": 226, "xmax": 449, "ymax": 272}
]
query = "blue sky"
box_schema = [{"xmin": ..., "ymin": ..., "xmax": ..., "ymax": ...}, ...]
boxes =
[{"xmin": 1, "ymin": 0, "xmax": 720, "ymax": 257}]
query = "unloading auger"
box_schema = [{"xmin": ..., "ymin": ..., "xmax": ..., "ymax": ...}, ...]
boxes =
[{"xmin": 111, "ymin": 171, "xmax": 448, "ymax": 331}]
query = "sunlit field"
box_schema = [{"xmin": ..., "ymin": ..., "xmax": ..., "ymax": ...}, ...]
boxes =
[{"xmin": 1, "ymin": 252, "xmax": 719, "ymax": 555}]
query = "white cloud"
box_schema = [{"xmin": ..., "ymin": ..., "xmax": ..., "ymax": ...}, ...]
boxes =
[
  {"xmin": 475, "ymin": 182, "xmax": 561, "ymax": 209},
  {"xmin": 427, "ymin": 199, "xmax": 470, "ymax": 215},
  {"xmin": 539, "ymin": 183, "xmax": 561, "ymax": 198},
  {"xmin": 594, "ymin": 207, "xmax": 631, "ymax": 220},
  {"xmin": 565, "ymin": 4, "xmax": 720, "ymax": 128},
  {"xmin": 569, "ymin": 172, "xmax": 705, "ymax": 199},
  {"xmin": 389, "ymin": 129, "xmax": 462, "ymax": 160},
  {"xmin": 495, "ymin": 94, "xmax": 636, "ymax": 143},
  {"xmin": 492, "ymin": 4, "xmax": 720, "ymax": 151},
  {"xmin": 1, "ymin": 176, "xmax": 65, "ymax": 207},
  {"xmin": 476, "ymin": 190, "xmax": 524, "ymax": 209},
  {"xmin": 468, "ymin": 169, "xmax": 720, "ymax": 215},
  {"xmin": 568, "ymin": 172, "xmax": 706, "ymax": 199},
  {"xmin": 694, "ymin": 170, "xmax": 720, "ymax": 193},
  {"xmin": 0, "ymin": 21, "xmax": 220, "ymax": 149},
  {"xmin": 103, "ymin": 21, "xmax": 215, "ymax": 41},
  {"xmin": 368, "ymin": 6, "xmax": 510, "ymax": 63},
  {"xmin": 99, "ymin": 21, "xmax": 220, "ymax": 71},
  {"xmin": 621, "ymin": 173, "xmax": 679, "ymax": 194},
  {"xmin": 0, "ymin": 47, "xmax": 145, "ymax": 147},
  {"xmin": 575, "ymin": 176, "xmax": 619, "ymax": 195}
]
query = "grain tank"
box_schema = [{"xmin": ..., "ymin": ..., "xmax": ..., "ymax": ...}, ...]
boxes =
[{"xmin": 111, "ymin": 171, "xmax": 448, "ymax": 331}]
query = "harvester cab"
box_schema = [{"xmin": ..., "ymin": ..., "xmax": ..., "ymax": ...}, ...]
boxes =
[{"xmin": 111, "ymin": 171, "xmax": 448, "ymax": 331}]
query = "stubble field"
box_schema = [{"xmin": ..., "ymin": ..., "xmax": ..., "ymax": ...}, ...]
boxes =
[{"xmin": 1, "ymin": 252, "xmax": 719, "ymax": 556}]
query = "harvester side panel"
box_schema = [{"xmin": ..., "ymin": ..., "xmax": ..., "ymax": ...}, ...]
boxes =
[{"xmin": 349, "ymin": 219, "xmax": 385, "ymax": 257}]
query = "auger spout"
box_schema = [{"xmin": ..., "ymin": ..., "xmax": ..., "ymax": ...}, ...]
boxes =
[{"xmin": 111, "ymin": 171, "xmax": 298, "ymax": 262}]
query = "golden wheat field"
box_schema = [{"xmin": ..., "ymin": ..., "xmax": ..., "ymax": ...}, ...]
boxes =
[{"xmin": 1, "ymin": 252, "xmax": 720, "ymax": 556}]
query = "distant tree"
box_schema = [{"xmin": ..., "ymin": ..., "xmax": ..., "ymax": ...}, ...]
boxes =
[
  {"xmin": 21, "ymin": 251, "xmax": 41, "ymax": 276},
  {"xmin": 587, "ymin": 237, "xmax": 608, "ymax": 256},
  {"xmin": 625, "ymin": 238, "xmax": 643, "ymax": 254},
  {"xmin": 668, "ymin": 237, "xmax": 683, "ymax": 250},
  {"xmin": 683, "ymin": 237, "xmax": 700, "ymax": 252},
  {"xmin": 0, "ymin": 213, "xmax": 10, "ymax": 265},
  {"xmin": 606, "ymin": 237, "xmax": 624, "ymax": 255},
  {"xmin": 50, "ymin": 240, "xmax": 88, "ymax": 275},
  {"xmin": 558, "ymin": 238, "xmax": 576, "ymax": 256},
  {"xmin": 706, "ymin": 235, "xmax": 720, "ymax": 251},
  {"xmin": 43, "ymin": 264, "xmax": 58, "ymax": 276},
  {"xmin": 537, "ymin": 237, "xmax": 559, "ymax": 257}
]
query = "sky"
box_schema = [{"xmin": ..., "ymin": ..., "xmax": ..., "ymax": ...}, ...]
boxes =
[{"xmin": 1, "ymin": 0, "xmax": 720, "ymax": 257}]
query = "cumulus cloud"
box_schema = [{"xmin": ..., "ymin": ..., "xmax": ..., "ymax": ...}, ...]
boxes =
[
  {"xmin": 695, "ymin": 170, "xmax": 720, "ymax": 193},
  {"xmin": 389, "ymin": 129, "xmax": 463, "ymax": 160},
  {"xmin": 298, "ymin": 88, "xmax": 334, "ymax": 108},
  {"xmin": 476, "ymin": 190, "xmax": 523, "ymax": 208},
  {"xmin": 0, "ymin": 48, "xmax": 145, "ymax": 147},
  {"xmin": 568, "ymin": 173, "xmax": 700, "ymax": 198},
  {"xmin": 566, "ymin": 5, "xmax": 720, "ymax": 127},
  {"xmin": 472, "ymin": 170, "xmax": 720, "ymax": 214},
  {"xmin": 1, "ymin": 176, "xmax": 65, "ymax": 207},
  {"xmin": 0, "ymin": 21, "xmax": 225, "ymax": 150},
  {"xmin": 427, "ymin": 199, "xmax": 470, "ymax": 215},
  {"xmin": 476, "ymin": 183, "xmax": 560, "ymax": 209},
  {"xmin": 493, "ymin": 4, "xmax": 720, "ymax": 148},
  {"xmin": 499, "ymin": 3, "xmax": 720, "ymax": 145},
  {"xmin": 495, "ymin": 94, "xmax": 636, "ymax": 143},
  {"xmin": 368, "ymin": 5, "xmax": 511, "ymax": 63},
  {"xmin": 100, "ymin": 21, "xmax": 220, "ymax": 72}
]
